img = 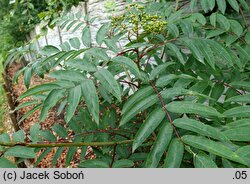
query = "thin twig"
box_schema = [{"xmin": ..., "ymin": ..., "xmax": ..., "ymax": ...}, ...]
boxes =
[
  {"xmin": 74, "ymin": 129, "xmax": 131, "ymax": 139},
  {"xmin": 139, "ymin": 38, "xmax": 177, "ymax": 59},
  {"xmin": 0, "ymin": 140, "xmax": 134, "ymax": 148},
  {"xmin": 143, "ymin": 55, "xmax": 152, "ymax": 69},
  {"xmin": 120, "ymin": 80, "xmax": 139, "ymax": 88},
  {"xmin": 214, "ymin": 80, "xmax": 244, "ymax": 95},
  {"xmin": 110, "ymin": 144, "xmax": 118, "ymax": 168},
  {"xmin": 116, "ymin": 48, "xmax": 136, "ymax": 56},
  {"xmin": 149, "ymin": 80, "xmax": 183, "ymax": 143}
]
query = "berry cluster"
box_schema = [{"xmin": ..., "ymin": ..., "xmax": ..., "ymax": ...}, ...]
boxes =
[{"xmin": 111, "ymin": 3, "xmax": 167, "ymax": 34}]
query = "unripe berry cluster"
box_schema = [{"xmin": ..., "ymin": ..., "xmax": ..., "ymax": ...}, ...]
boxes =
[{"xmin": 111, "ymin": 3, "xmax": 167, "ymax": 34}]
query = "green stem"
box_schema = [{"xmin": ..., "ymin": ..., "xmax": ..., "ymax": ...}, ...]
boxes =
[{"xmin": 0, "ymin": 140, "xmax": 134, "ymax": 148}]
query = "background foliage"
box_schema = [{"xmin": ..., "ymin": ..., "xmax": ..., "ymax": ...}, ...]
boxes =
[{"xmin": 1, "ymin": 0, "xmax": 250, "ymax": 168}]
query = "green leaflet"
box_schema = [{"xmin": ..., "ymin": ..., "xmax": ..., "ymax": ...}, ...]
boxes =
[
  {"xmin": 181, "ymin": 38, "xmax": 204, "ymax": 64},
  {"xmin": 87, "ymin": 48, "xmax": 109, "ymax": 61},
  {"xmin": 145, "ymin": 123, "xmax": 173, "ymax": 168},
  {"xmin": 230, "ymin": 81, "xmax": 250, "ymax": 89},
  {"xmin": 94, "ymin": 69, "xmax": 121, "ymax": 102},
  {"xmin": 0, "ymin": 133, "xmax": 11, "ymax": 151},
  {"xmin": 132, "ymin": 108, "xmax": 166, "ymax": 152},
  {"xmin": 104, "ymin": 39, "xmax": 119, "ymax": 52},
  {"xmin": 52, "ymin": 147, "xmax": 65, "ymax": 167},
  {"xmin": 78, "ymin": 159, "xmax": 110, "ymax": 168},
  {"xmin": 210, "ymin": 83, "xmax": 225, "ymax": 104},
  {"xmin": 167, "ymin": 23, "xmax": 179, "ymax": 37},
  {"xmin": 196, "ymin": 39, "xmax": 215, "ymax": 69},
  {"xmin": 178, "ymin": 20, "xmax": 193, "ymax": 36},
  {"xmin": 39, "ymin": 130, "xmax": 57, "ymax": 141},
  {"xmin": 29, "ymin": 124, "xmax": 42, "ymax": 142},
  {"xmin": 14, "ymin": 100, "xmax": 39, "ymax": 111},
  {"xmin": 216, "ymin": 14, "xmax": 230, "ymax": 31},
  {"xmin": 191, "ymin": 13, "xmax": 206, "ymax": 25},
  {"xmin": 182, "ymin": 135, "xmax": 247, "ymax": 165},
  {"xmin": 150, "ymin": 62, "xmax": 175, "ymax": 80},
  {"xmin": 167, "ymin": 101, "xmax": 222, "ymax": 117},
  {"xmin": 120, "ymin": 94, "xmax": 158, "ymax": 126},
  {"xmin": 190, "ymin": 0, "xmax": 197, "ymax": 12},
  {"xmin": 18, "ymin": 83, "xmax": 60, "ymax": 100},
  {"xmin": 226, "ymin": 94, "xmax": 250, "ymax": 103},
  {"xmin": 173, "ymin": 118, "xmax": 229, "ymax": 142},
  {"xmin": 210, "ymin": 13, "xmax": 217, "ymax": 27},
  {"xmin": 163, "ymin": 138, "xmax": 184, "ymax": 168},
  {"xmin": 98, "ymin": 84, "xmax": 112, "ymax": 104},
  {"xmin": 65, "ymin": 58, "xmax": 97, "ymax": 72},
  {"xmin": 230, "ymin": 20, "xmax": 243, "ymax": 37},
  {"xmin": 227, "ymin": 0, "xmax": 239, "ymax": 12},
  {"xmin": 235, "ymin": 146, "xmax": 250, "ymax": 165},
  {"xmin": 223, "ymin": 127, "xmax": 250, "ymax": 141},
  {"xmin": 225, "ymin": 118, "xmax": 250, "ymax": 129},
  {"xmin": 165, "ymin": 43, "xmax": 185, "ymax": 65},
  {"xmin": 60, "ymin": 42, "xmax": 71, "ymax": 51},
  {"xmin": 194, "ymin": 152, "xmax": 218, "ymax": 168},
  {"xmin": 57, "ymin": 99, "xmax": 67, "ymax": 115},
  {"xmin": 111, "ymin": 56, "xmax": 141, "ymax": 79},
  {"xmin": 69, "ymin": 37, "xmax": 81, "ymax": 49},
  {"xmin": 207, "ymin": 0, "xmax": 215, "ymax": 11},
  {"xmin": 0, "ymin": 157, "xmax": 17, "ymax": 168},
  {"xmin": 206, "ymin": 39, "xmax": 233, "ymax": 67},
  {"xmin": 66, "ymin": 20, "xmax": 78, "ymax": 31},
  {"xmin": 49, "ymin": 70, "xmax": 85, "ymax": 82},
  {"xmin": 156, "ymin": 74, "xmax": 196, "ymax": 87},
  {"xmin": 200, "ymin": 0, "xmax": 209, "ymax": 12},
  {"xmin": 24, "ymin": 67, "xmax": 32, "ymax": 89},
  {"xmin": 234, "ymin": 44, "xmax": 250, "ymax": 61},
  {"xmin": 206, "ymin": 29, "xmax": 225, "ymax": 38},
  {"xmin": 66, "ymin": 147, "xmax": 77, "ymax": 167},
  {"xmin": 129, "ymin": 153, "xmax": 148, "ymax": 161},
  {"xmin": 53, "ymin": 50, "xmax": 78, "ymax": 67},
  {"xmin": 216, "ymin": 0, "xmax": 226, "ymax": 14},
  {"xmin": 65, "ymin": 85, "xmax": 82, "ymax": 123},
  {"xmin": 4, "ymin": 146, "xmax": 36, "ymax": 159},
  {"xmin": 238, "ymin": 0, "xmax": 249, "ymax": 11},
  {"xmin": 82, "ymin": 25, "xmax": 91, "ymax": 47},
  {"xmin": 52, "ymin": 124, "xmax": 68, "ymax": 138},
  {"xmin": 160, "ymin": 87, "xmax": 188, "ymax": 99},
  {"xmin": 13, "ymin": 67, "xmax": 26, "ymax": 84},
  {"xmin": 122, "ymin": 86, "xmax": 154, "ymax": 114},
  {"xmin": 81, "ymin": 79, "xmax": 99, "ymax": 125},
  {"xmin": 223, "ymin": 106, "xmax": 250, "ymax": 117},
  {"xmin": 54, "ymin": 80, "xmax": 76, "ymax": 89},
  {"xmin": 96, "ymin": 23, "xmax": 109, "ymax": 45},
  {"xmin": 112, "ymin": 159, "xmax": 134, "ymax": 168},
  {"xmin": 40, "ymin": 89, "xmax": 66, "ymax": 122},
  {"xmin": 72, "ymin": 22, "xmax": 85, "ymax": 33},
  {"xmin": 222, "ymin": 159, "xmax": 234, "ymax": 168},
  {"xmin": 40, "ymin": 45, "xmax": 60, "ymax": 56},
  {"xmin": 13, "ymin": 130, "xmax": 25, "ymax": 142}
]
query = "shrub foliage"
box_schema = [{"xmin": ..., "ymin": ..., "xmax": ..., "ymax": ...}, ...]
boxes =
[{"xmin": 1, "ymin": 0, "xmax": 250, "ymax": 168}]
